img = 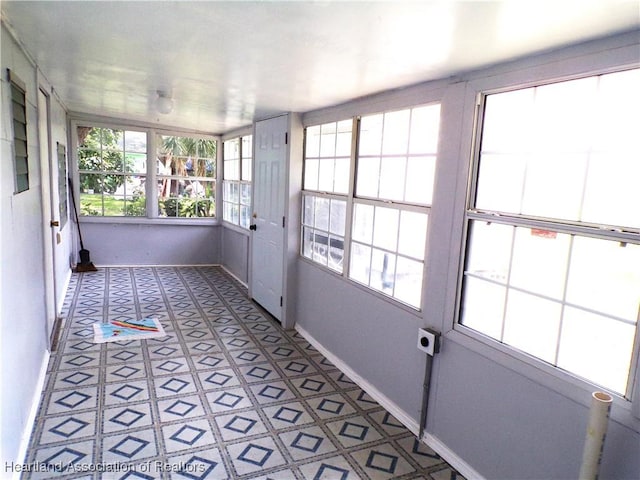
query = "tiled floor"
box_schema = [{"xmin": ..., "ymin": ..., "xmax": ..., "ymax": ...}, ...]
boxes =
[{"xmin": 23, "ymin": 266, "xmax": 464, "ymax": 480}]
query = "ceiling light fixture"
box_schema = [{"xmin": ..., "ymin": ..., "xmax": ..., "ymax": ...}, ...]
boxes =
[{"xmin": 156, "ymin": 90, "xmax": 173, "ymax": 114}]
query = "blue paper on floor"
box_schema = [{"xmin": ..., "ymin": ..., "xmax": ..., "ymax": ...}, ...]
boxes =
[{"xmin": 93, "ymin": 317, "xmax": 166, "ymax": 343}]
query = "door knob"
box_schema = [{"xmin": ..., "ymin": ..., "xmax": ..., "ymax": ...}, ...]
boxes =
[
  {"xmin": 50, "ymin": 220, "xmax": 60, "ymax": 227},
  {"xmin": 249, "ymin": 224, "xmax": 257, "ymax": 231}
]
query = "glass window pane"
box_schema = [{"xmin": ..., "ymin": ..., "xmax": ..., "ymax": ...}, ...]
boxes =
[
  {"xmin": 124, "ymin": 130, "xmax": 146, "ymax": 153},
  {"xmin": 475, "ymin": 154, "xmax": 526, "ymax": 213},
  {"xmin": 503, "ymin": 290, "xmax": 562, "ymax": 364},
  {"xmin": 533, "ymin": 77, "xmax": 597, "ymax": 153},
  {"xmin": 352, "ymin": 203, "xmax": 374, "ymax": 244},
  {"xmin": 241, "ymin": 136, "xmax": 252, "ymax": 182},
  {"xmin": 320, "ymin": 122, "xmax": 337, "ymax": 158},
  {"xmin": 566, "ymin": 237, "xmax": 640, "ymax": 321},
  {"xmin": 225, "ymin": 159, "xmax": 240, "ymax": 181},
  {"xmin": 370, "ymin": 249, "xmax": 395, "ymax": 294},
  {"xmin": 223, "ymin": 202, "xmax": 235, "ymax": 224},
  {"xmin": 79, "ymin": 177, "xmax": 103, "ymax": 215},
  {"xmin": 305, "ymin": 125, "xmax": 321, "ymax": 158},
  {"xmin": 304, "ymin": 159, "xmax": 319, "ymax": 191},
  {"xmin": 409, "ymin": 104, "xmax": 440, "ymax": 154},
  {"xmin": 333, "ymin": 158, "xmax": 351, "ymax": 195},
  {"xmin": 329, "ymin": 199, "xmax": 346, "ymax": 236},
  {"xmin": 125, "ymin": 152, "xmax": 146, "ymax": 174},
  {"xmin": 314, "ymin": 197, "xmax": 330, "ymax": 231},
  {"xmin": 398, "ymin": 210, "xmax": 428, "ymax": 259},
  {"xmin": 328, "ymin": 235, "xmax": 344, "ymax": 273},
  {"xmin": 373, "ymin": 206, "xmax": 399, "ymax": 251},
  {"xmin": 240, "ymin": 206, "xmax": 251, "ymax": 229},
  {"xmin": 349, "ymin": 242, "xmax": 371, "ymax": 285},
  {"xmin": 224, "ymin": 139, "xmax": 239, "ymax": 160},
  {"xmin": 303, "ymin": 195, "xmax": 315, "ymax": 226},
  {"xmin": 229, "ymin": 203, "xmax": 239, "ymax": 223},
  {"xmin": 356, "ymin": 156, "xmax": 380, "ymax": 198},
  {"xmin": 465, "ymin": 221, "xmax": 513, "ymax": 283},
  {"xmin": 333, "ymin": 157, "xmax": 350, "ymax": 195},
  {"xmin": 582, "ymin": 154, "xmax": 640, "ymax": 228},
  {"xmin": 509, "ymin": 228, "xmax": 570, "ymax": 299},
  {"xmin": 394, "ymin": 256, "xmax": 423, "ymax": 307},
  {"xmin": 196, "ymin": 158, "xmax": 215, "ymax": 178},
  {"xmin": 378, "ymin": 156, "xmax": 406, "ymax": 202},
  {"xmin": 521, "ymin": 153, "xmax": 587, "ymax": 221},
  {"xmin": 481, "ymin": 88, "xmax": 534, "ymax": 152},
  {"xmin": 558, "ymin": 307, "xmax": 635, "ymax": 394},
  {"xmin": 359, "ymin": 114, "xmax": 383, "ymax": 156},
  {"xmin": 240, "ymin": 183, "xmax": 251, "ymax": 206},
  {"xmin": 302, "ymin": 226, "xmax": 314, "ymax": 259},
  {"xmin": 312, "ymin": 230, "xmax": 328, "ymax": 265},
  {"xmin": 460, "ymin": 277, "xmax": 506, "ymax": 341},
  {"xmin": 318, "ymin": 158, "xmax": 335, "ymax": 192},
  {"xmin": 594, "ymin": 68, "xmax": 640, "ymax": 153},
  {"xmin": 382, "ymin": 109, "xmax": 410, "ymax": 155},
  {"xmin": 336, "ymin": 119, "xmax": 352, "ymax": 157},
  {"xmin": 405, "ymin": 156, "xmax": 436, "ymax": 205},
  {"xmin": 109, "ymin": 129, "xmax": 125, "ymax": 151}
]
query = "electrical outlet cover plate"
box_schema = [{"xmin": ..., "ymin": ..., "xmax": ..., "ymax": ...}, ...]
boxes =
[{"xmin": 417, "ymin": 328, "xmax": 439, "ymax": 356}]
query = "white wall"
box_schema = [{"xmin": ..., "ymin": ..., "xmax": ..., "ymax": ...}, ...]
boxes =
[
  {"xmin": 0, "ymin": 22, "xmax": 69, "ymax": 468},
  {"xmin": 296, "ymin": 31, "xmax": 640, "ymax": 479}
]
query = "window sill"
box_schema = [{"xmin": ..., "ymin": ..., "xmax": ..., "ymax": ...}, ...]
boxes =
[
  {"xmin": 78, "ymin": 216, "xmax": 219, "ymax": 227},
  {"xmin": 445, "ymin": 326, "xmax": 640, "ymax": 431}
]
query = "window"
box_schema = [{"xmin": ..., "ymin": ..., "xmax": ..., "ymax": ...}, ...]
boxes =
[
  {"xmin": 78, "ymin": 127, "xmax": 147, "ymax": 216},
  {"xmin": 351, "ymin": 105, "xmax": 440, "ymax": 308},
  {"xmin": 77, "ymin": 126, "xmax": 218, "ymax": 219},
  {"xmin": 223, "ymin": 135, "xmax": 252, "ymax": 228},
  {"xmin": 460, "ymin": 69, "xmax": 640, "ymax": 396},
  {"xmin": 302, "ymin": 120, "xmax": 352, "ymax": 273},
  {"xmin": 57, "ymin": 142, "xmax": 68, "ymax": 229},
  {"xmin": 9, "ymin": 70, "xmax": 29, "ymax": 193},
  {"xmin": 157, "ymin": 135, "xmax": 216, "ymax": 218},
  {"xmin": 301, "ymin": 105, "xmax": 441, "ymax": 309}
]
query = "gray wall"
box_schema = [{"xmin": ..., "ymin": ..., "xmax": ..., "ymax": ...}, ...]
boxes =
[
  {"xmin": 296, "ymin": 32, "xmax": 640, "ymax": 479},
  {"xmin": 221, "ymin": 226, "xmax": 249, "ymax": 283},
  {"xmin": 80, "ymin": 222, "xmax": 221, "ymax": 266}
]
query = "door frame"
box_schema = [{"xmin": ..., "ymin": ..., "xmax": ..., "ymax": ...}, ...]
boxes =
[{"xmin": 37, "ymin": 79, "xmax": 58, "ymax": 349}]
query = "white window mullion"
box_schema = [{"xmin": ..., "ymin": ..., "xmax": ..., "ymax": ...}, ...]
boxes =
[
  {"xmin": 342, "ymin": 117, "xmax": 359, "ymax": 280},
  {"xmin": 147, "ymin": 130, "xmax": 158, "ymax": 219}
]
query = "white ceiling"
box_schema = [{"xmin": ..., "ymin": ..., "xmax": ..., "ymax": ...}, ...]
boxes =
[{"xmin": 2, "ymin": 1, "xmax": 639, "ymax": 134}]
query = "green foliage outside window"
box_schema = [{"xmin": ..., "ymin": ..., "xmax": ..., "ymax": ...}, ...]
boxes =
[{"xmin": 77, "ymin": 128, "xmax": 133, "ymax": 193}]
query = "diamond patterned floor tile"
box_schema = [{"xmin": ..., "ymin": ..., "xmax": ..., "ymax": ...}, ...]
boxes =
[
  {"xmin": 22, "ymin": 266, "xmax": 463, "ymax": 480},
  {"xmin": 215, "ymin": 410, "xmax": 269, "ymax": 441},
  {"xmin": 102, "ymin": 429, "xmax": 157, "ymax": 463},
  {"xmin": 350, "ymin": 442, "xmax": 416, "ymax": 480},
  {"xmin": 162, "ymin": 420, "xmax": 217, "ymax": 453},
  {"xmin": 279, "ymin": 425, "xmax": 338, "ymax": 460},
  {"xmin": 226, "ymin": 436, "xmax": 287, "ymax": 476}
]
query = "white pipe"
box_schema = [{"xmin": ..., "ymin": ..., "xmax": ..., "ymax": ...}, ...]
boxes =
[{"xmin": 579, "ymin": 391, "xmax": 613, "ymax": 480}]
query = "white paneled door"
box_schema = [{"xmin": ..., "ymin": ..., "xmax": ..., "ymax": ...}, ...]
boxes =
[{"xmin": 250, "ymin": 115, "xmax": 288, "ymax": 321}]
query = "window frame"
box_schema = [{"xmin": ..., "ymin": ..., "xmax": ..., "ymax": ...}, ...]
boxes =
[
  {"xmin": 454, "ymin": 68, "xmax": 640, "ymax": 411},
  {"xmin": 222, "ymin": 134, "xmax": 253, "ymax": 229},
  {"xmin": 156, "ymin": 132, "xmax": 217, "ymax": 219},
  {"xmin": 300, "ymin": 103, "xmax": 441, "ymax": 313},
  {"xmin": 71, "ymin": 118, "xmax": 220, "ymax": 225},
  {"xmin": 8, "ymin": 69, "xmax": 30, "ymax": 194}
]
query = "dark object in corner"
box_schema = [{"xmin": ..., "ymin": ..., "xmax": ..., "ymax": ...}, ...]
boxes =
[{"xmin": 68, "ymin": 177, "xmax": 97, "ymax": 273}]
